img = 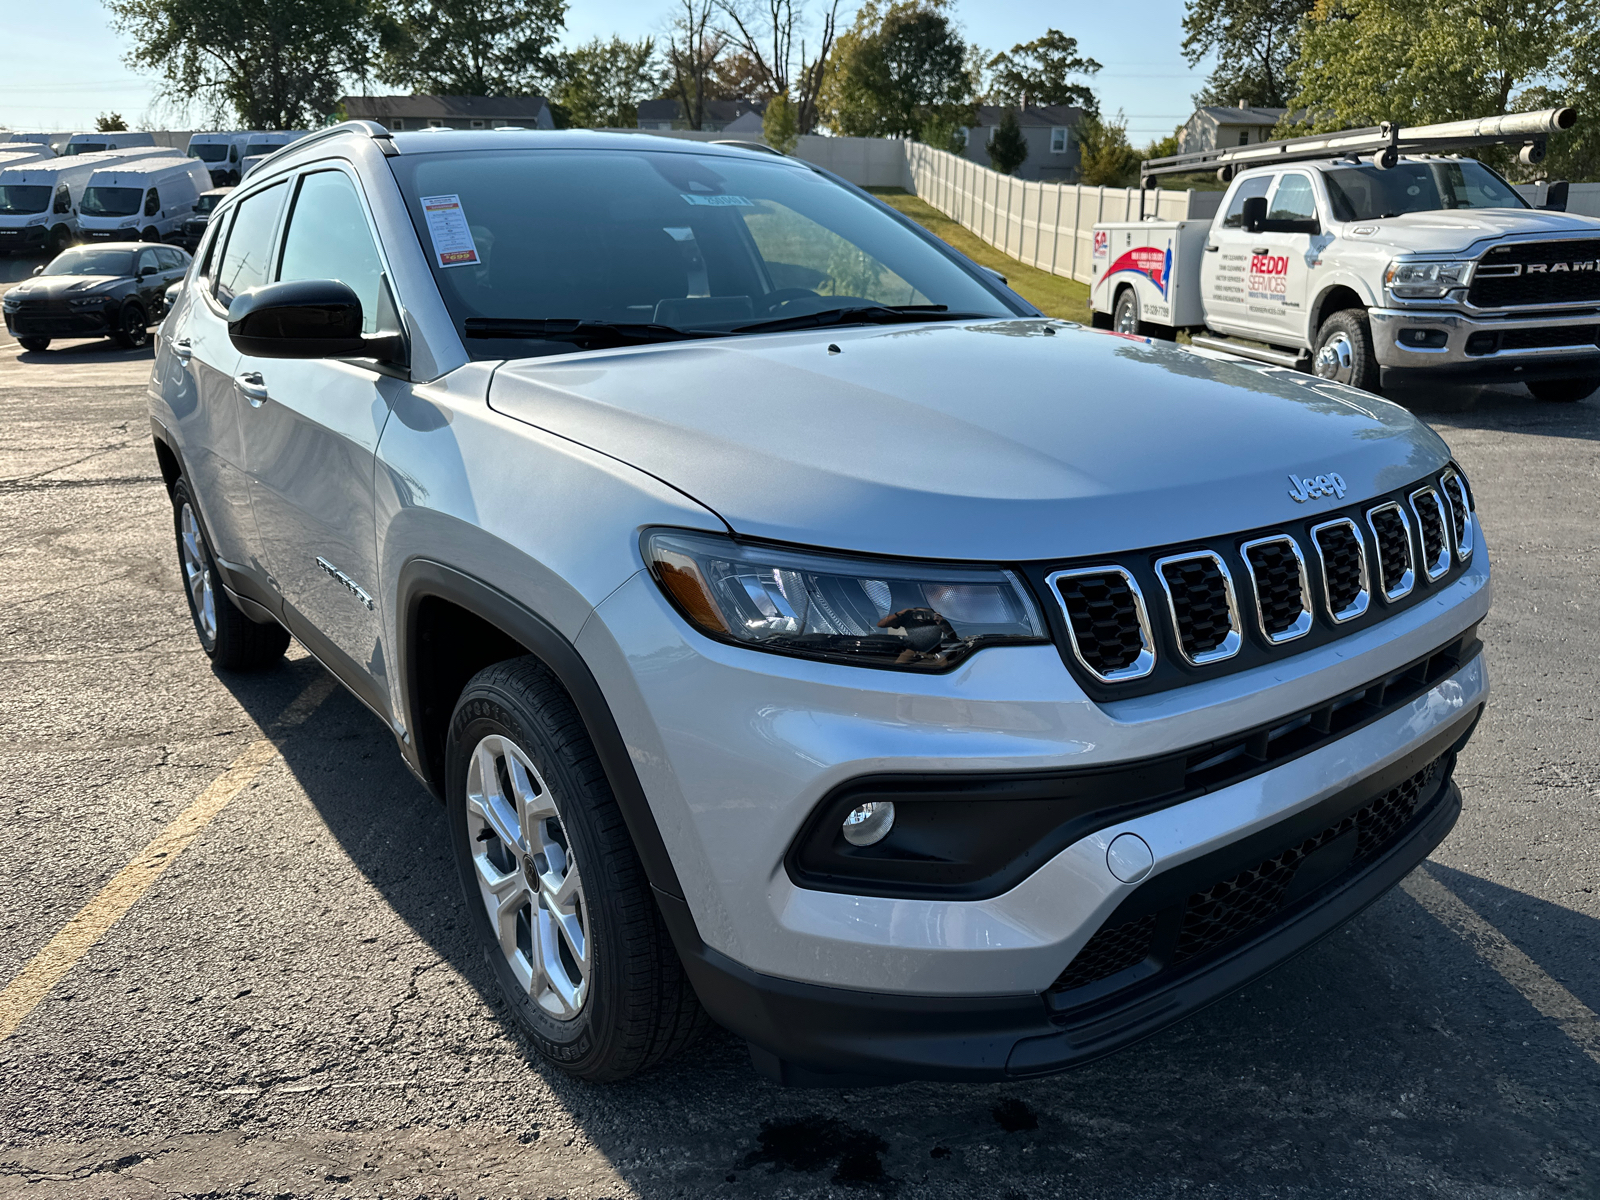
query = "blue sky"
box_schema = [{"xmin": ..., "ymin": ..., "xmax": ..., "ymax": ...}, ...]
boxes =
[{"xmin": 1, "ymin": 0, "xmax": 1211, "ymax": 142}]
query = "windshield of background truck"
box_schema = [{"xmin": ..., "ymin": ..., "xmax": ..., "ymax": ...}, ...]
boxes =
[
  {"xmin": 195, "ymin": 193, "xmax": 223, "ymax": 214},
  {"xmin": 44, "ymin": 248, "xmax": 133, "ymax": 276},
  {"xmin": 390, "ymin": 147, "xmax": 1014, "ymax": 357},
  {"xmin": 244, "ymin": 143, "xmax": 278, "ymax": 157},
  {"xmin": 80, "ymin": 186, "xmax": 143, "ymax": 216},
  {"xmin": 1323, "ymin": 160, "xmax": 1528, "ymax": 220},
  {"xmin": 190, "ymin": 144, "xmax": 230, "ymax": 162},
  {"xmin": 0, "ymin": 185, "xmax": 51, "ymax": 214},
  {"xmin": 64, "ymin": 143, "xmax": 107, "ymax": 156}
]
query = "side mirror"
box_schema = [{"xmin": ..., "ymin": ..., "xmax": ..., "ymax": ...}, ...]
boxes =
[
  {"xmin": 1242, "ymin": 195, "xmax": 1268, "ymax": 234},
  {"xmin": 32, "ymin": 265, "xmax": 44, "ymax": 276},
  {"xmin": 227, "ymin": 279, "xmax": 406, "ymax": 363},
  {"xmin": 1542, "ymin": 180, "xmax": 1569, "ymax": 212},
  {"xmin": 139, "ymin": 265, "xmax": 157, "ymax": 278}
]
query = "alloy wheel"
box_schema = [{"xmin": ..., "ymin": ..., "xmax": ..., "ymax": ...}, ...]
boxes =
[
  {"xmin": 465, "ymin": 734, "xmax": 590, "ymax": 1021},
  {"xmin": 1114, "ymin": 294, "xmax": 1140, "ymax": 334},
  {"xmin": 1315, "ymin": 331, "xmax": 1356, "ymax": 383},
  {"xmin": 179, "ymin": 502, "xmax": 216, "ymax": 645}
]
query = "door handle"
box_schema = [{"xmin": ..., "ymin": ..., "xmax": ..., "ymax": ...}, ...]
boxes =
[
  {"xmin": 172, "ymin": 337, "xmax": 192, "ymax": 361},
  {"xmin": 1252, "ymin": 246, "xmax": 1270, "ymax": 254},
  {"xmin": 1204, "ymin": 244, "xmax": 1218, "ymax": 252},
  {"xmin": 235, "ymin": 370, "xmax": 269, "ymax": 406}
]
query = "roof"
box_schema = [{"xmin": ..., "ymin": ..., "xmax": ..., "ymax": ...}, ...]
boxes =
[
  {"xmin": 340, "ymin": 95, "xmax": 551, "ymax": 120},
  {"xmin": 85, "ymin": 156, "xmax": 198, "ymax": 178},
  {"xmin": 1192, "ymin": 105, "xmax": 1288, "ymax": 127},
  {"xmin": 972, "ymin": 104, "xmax": 1084, "ymax": 127},
  {"xmin": 636, "ymin": 97, "xmax": 766, "ymax": 124}
]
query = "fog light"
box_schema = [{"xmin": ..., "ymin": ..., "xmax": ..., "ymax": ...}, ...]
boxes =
[
  {"xmin": 841, "ymin": 801, "xmax": 895, "ymax": 847},
  {"xmin": 1398, "ymin": 328, "xmax": 1448, "ymax": 349}
]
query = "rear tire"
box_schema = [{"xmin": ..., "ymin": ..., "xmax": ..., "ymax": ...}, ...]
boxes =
[
  {"xmin": 446, "ymin": 657, "xmax": 709, "ymax": 1082},
  {"xmin": 1312, "ymin": 308, "xmax": 1381, "ymax": 393},
  {"xmin": 1113, "ymin": 287, "xmax": 1141, "ymax": 335},
  {"xmin": 114, "ymin": 301, "xmax": 149, "ymax": 349},
  {"xmin": 172, "ymin": 477, "xmax": 289, "ymax": 670},
  {"xmin": 1527, "ymin": 378, "xmax": 1598, "ymax": 403},
  {"xmin": 17, "ymin": 337, "xmax": 50, "ymax": 352}
]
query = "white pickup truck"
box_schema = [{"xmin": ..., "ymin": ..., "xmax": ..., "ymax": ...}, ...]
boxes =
[{"xmin": 1092, "ymin": 108, "xmax": 1600, "ymax": 402}]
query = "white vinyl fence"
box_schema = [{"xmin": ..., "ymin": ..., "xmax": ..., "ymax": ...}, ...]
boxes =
[{"xmin": 904, "ymin": 142, "xmax": 1220, "ymax": 286}]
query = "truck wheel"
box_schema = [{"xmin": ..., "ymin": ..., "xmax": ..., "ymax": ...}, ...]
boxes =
[
  {"xmin": 48, "ymin": 225, "xmax": 72, "ymax": 255},
  {"xmin": 1113, "ymin": 288, "xmax": 1142, "ymax": 335},
  {"xmin": 172, "ymin": 478, "xmax": 290, "ymax": 670},
  {"xmin": 1312, "ymin": 309, "xmax": 1380, "ymax": 392},
  {"xmin": 1526, "ymin": 378, "xmax": 1598, "ymax": 403},
  {"xmin": 445, "ymin": 657, "xmax": 709, "ymax": 1081}
]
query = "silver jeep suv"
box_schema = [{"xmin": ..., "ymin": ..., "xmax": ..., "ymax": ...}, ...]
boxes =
[{"xmin": 150, "ymin": 124, "xmax": 1489, "ymax": 1085}]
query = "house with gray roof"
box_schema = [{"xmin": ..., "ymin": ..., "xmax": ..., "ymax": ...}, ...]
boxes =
[
  {"xmin": 961, "ymin": 104, "xmax": 1085, "ymax": 182},
  {"xmin": 635, "ymin": 98, "xmax": 766, "ymax": 132},
  {"xmin": 1179, "ymin": 103, "xmax": 1289, "ymax": 154}
]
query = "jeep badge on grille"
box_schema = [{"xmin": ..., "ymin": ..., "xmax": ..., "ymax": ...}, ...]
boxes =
[{"xmin": 1288, "ymin": 472, "xmax": 1347, "ymax": 503}]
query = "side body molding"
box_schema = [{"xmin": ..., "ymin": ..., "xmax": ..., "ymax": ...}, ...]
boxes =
[{"xmin": 394, "ymin": 558, "xmax": 688, "ymax": 903}]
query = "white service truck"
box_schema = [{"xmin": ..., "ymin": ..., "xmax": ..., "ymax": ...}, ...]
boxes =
[{"xmin": 1091, "ymin": 108, "xmax": 1600, "ymax": 402}]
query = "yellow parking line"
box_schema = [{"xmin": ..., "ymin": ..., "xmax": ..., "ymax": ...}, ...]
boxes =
[
  {"xmin": 0, "ymin": 673, "xmax": 337, "ymax": 1042},
  {"xmin": 1404, "ymin": 864, "xmax": 1600, "ymax": 1066}
]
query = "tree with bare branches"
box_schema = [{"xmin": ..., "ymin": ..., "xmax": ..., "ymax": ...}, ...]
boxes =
[
  {"xmin": 665, "ymin": 0, "xmax": 727, "ymax": 130},
  {"xmin": 716, "ymin": 0, "xmax": 841, "ymax": 134}
]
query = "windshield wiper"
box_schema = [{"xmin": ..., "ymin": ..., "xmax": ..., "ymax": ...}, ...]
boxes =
[
  {"xmin": 463, "ymin": 318, "xmax": 729, "ymax": 349},
  {"xmin": 730, "ymin": 304, "xmax": 995, "ymax": 334}
]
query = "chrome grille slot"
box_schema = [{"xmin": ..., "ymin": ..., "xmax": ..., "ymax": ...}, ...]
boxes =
[
  {"xmin": 1310, "ymin": 519, "xmax": 1370, "ymax": 623},
  {"xmin": 1365, "ymin": 502, "xmax": 1416, "ymax": 600},
  {"xmin": 1409, "ymin": 487, "xmax": 1451, "ymax": 581},
  {"xmin": 1154, "ymin": 551, "xmax": 1242, "ymax": 665},
  {"xmin": 1438, "ymin": 468, "xmax": 1474, "ymax": 561},
  {"xmin": 1240, "ymin": 535, "xmax": 1312, "ymax": 645},
  {"xmin": 1048, "ymin": 567, "xmax": 1156, "ymax": 682}
]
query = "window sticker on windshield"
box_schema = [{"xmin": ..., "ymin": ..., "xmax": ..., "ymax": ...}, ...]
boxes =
[
  {"xmin": 419, "ymin": 194, "xmax": 480, "ymax": 268},
  {"xmin": 681, "ymin": 193, "xmax": 753, "ymax": 207}
]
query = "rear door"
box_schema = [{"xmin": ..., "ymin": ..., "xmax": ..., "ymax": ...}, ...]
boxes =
[{"xmin": 1199, "ymin": 172, "xmax": 1273, "ymax": 335}]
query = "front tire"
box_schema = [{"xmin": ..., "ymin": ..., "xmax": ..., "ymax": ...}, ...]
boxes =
[
  {"xmin": 446, "ymin": 657, "xmax": 707, "ymax": 1081},
  {"xmin": 48, "ymin": 225, "xmax": 72, "ymax": 256},
  {"xmin": 1312, "ymin": 308, "xmax": 1380, "ymax": 392},
  {"xmin": 17, "ymin": 336, "xmax": 50, "ymax": 352},
  {"xmin": 172, "ymin": 477, "xmax": 289, "ymax": 670},
  {"xmin": 114, "ymin": 301, "xmax": 150, "ymax": 349},
  {"xmin": 1527, "ymin": 378, "xmax": 1598, "ymax": 403}
]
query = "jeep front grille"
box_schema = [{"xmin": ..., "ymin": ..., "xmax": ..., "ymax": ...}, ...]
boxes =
[
  {"xmin": 1409, "ymin": 487, "xmax": 1451, "ymax": 580},
  {"xmin": 1154, "ymin": 552, "xmax": 1241, "ymax": 664},
  {"xmin": 1438, "ymin": 468, "xmax": 1473, "ymax": 561},
  {"xmin": 1365, "ymin": 503, "xmax": 1416, "ymax": 600},
  {"xmin": 1310, "ymin": 518, "xmax": 1369, "ymax": 622},
  {"xmin": 1048, "ymin": 567, "xmax": 1155, "ymax": 682},
  {"xmin": 1240, "ymin": 535, "xmax": 1311, "ymax": 644}
]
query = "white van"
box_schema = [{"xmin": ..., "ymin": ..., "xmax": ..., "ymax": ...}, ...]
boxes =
[
  {"xmin": 237, "ymin": 130, "xmax": 311, "ymax": 180},
  {"xmin": 77, "ymin": 156, "xmax": 212, "ymax": 244},
  {"xmin": 0, "ymin": 147, "xmax": 169, "ymax": 256},
  {"xmin": 0, "ymin": 147, "xmax": 54, "ymax": 170},
  {"xmin": 62, "ymin": 131, "xmax": 157, "ymax": 157},
  {"xmin": 184, "ymin": 132, "xmax": 254, "ymax": 186},
  {"xmin": 3, "ymin": 132, "xmax": 79, "ymax": 156}
]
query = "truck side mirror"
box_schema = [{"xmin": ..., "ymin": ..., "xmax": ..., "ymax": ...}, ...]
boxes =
[
  {"xmin": 1542, "ymin": 180, "xmax": 1569, "ymax": 212},
  {"xmin": 1242, "ymin": 196, "xmax": 1268, "ymax": 234}
]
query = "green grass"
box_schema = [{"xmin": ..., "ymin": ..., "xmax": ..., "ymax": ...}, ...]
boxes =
[{"xmin": 867, "ymin": 186, "xmax": 1092, "ymax": 323}]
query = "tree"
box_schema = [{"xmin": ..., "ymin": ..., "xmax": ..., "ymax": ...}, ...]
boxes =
[
  {"xmin": 95, "ymin": 112, "xmax": 130, "ymax": 132},
  {"xmin": 1182, "ymin": 0, "xmax": 1312, "ymax": 108},
  {"xmin": 717, "ymin": 0, "xmax": 842, "ymax": 133},
  {"xmin": 665, "ymin": 0, "xmax": 728, "ymax": 129},
  {"xmin": 986, "ymin": 30, "xmax": 1102, "ymax": 114},
  {"xmin": 820, "ymin": 0, "xmax": 974, "ymax": 139},
  {"xmin": 1076, "ymin": 110, "xmax": 1140, "ymax": 185},
  {"xmin": 375, "ymin": 0, "xmax": 566, "ymax": 96},
  {"xmin": 987, "ymin": 106, "xmax": 1028, "ymax": 173},
  {"xmin": 763, "ymin": 91, "xmax": 800, "ymax": 151},
  {"xmin": 552, "ymin": 36, "xmax": 659, "ymax": 128},
  {"xmin": 108, "ymin": 0, "xmax": 369, "ymax": 128}
]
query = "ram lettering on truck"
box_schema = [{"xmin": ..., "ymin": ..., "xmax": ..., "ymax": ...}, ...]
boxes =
[{"xmin": 1092, "ymin": 107, "xmax": 1600, "ymax": 403}]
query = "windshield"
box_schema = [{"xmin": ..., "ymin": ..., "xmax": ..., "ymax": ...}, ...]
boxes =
[
  {"xmin": 189, "ymin": 143, "xmax": 230, "ymax": 162},
  {"xmin": 0, "ymin": 185, "xmax": 51, "ymax": 214},
  {"xmin": 64, "ymin": 142, "xmax": 107, "ymax": 156},
  {"xmin": 244, "ymin": 143, "xmax": 277, "ymax": 157},
  {"xmin": 389, "ymin": 147, "xmax": 1016, "ymax": 357},
  {"xmin": 195, "ymin": 192, "xmax": 223, "ymax": 214},
  {"xmin": 1324, "ymin": 160, "xmax": 1528, "ymax": 221},
  {"xmin": 44, "ymin": 248, "xmax": 133, "ymax": 276},
  {"xmin": 80, "ymin": 186, "xmax": 143, "ymax": 216}
]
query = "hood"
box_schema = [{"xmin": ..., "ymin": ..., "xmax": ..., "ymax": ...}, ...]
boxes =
[
  {"xmin": 9, "ymin": 275, "xmax": 130, "ymax": 300},
  {"xmin": 488, "ymin": 320, "xmax": 1451, "ymax": 562},
  {"xmin": 1345, "ymin": 208, "xmax": 1600, "ymax": 257}
]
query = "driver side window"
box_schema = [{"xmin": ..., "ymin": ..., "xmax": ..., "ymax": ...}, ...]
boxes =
[
  {"xmin": 1268, "ymin": 174, "xmax": 1317, "ymax": 222},
  {"xmin": 144, "ymin": 188, "xmax": 160, "ymax": 217},
  {"xmin": 276, "ymin": 170, "xmax": 394, "ymax": 335},
  {"xmin": 136, "ymin": 248, "xmax": 159, "ymax": 277},
  {"xmin": 1221, "ymin": 175, "xmax": 1273, "ymax": 229}
]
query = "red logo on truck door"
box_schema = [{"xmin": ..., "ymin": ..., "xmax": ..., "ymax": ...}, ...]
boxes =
[{"xmin": 1248, "ymin": 253, "xmax": 1291, "ymax": 300}]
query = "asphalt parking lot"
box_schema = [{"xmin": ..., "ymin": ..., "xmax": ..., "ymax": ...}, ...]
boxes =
[{"xmin": 0, "ymin": 272, "xmax": 1596, "ymax": 1198}]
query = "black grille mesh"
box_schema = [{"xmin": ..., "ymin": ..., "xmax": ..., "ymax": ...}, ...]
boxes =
[
  {"xmin": 1056, "ymin": 572, "xmax": 1146, "ymax": 675},
  {"xmin": 1314, "ymin": 524, "xmax": 1363, "ymax": 613},
  {"xmin": 1368, "ymin": 508, "xmax": 1412, "ymax": 595},
  {"xmin": 1414, "ymin": 493, "xmax": 1446, "ymax": 567},
  {"xmin": 1498, "ymin": 324, "xmax": 1600, "ymax": 351},
  {"xmin": 1160, "ymin": 557, "xmax": 1234, "ymax": 658},
  {"xmin": 1052, "ymin": 913, "xmax": 1157, "ymax": 991},
  {"xmin": 1440, "ymin": 477, "xmax": 1468, "ymax": 549},
  {"xmin": 1244, "ymin": 541, "xmax": 1305, "ymax": 637},
  {"xmin": 1468, "ymin": 240, "xmax": 1600, "ymax": 307}
]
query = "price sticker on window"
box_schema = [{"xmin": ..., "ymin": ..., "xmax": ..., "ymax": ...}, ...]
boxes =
[{"xmin": 420, "ymin": 194, "xmax": 480, "ymax": 268}]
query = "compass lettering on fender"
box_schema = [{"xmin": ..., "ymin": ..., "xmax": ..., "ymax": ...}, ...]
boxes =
[{"xmin": 1287, "ymin": 472, "xmax": 1347, "ymax": 503}]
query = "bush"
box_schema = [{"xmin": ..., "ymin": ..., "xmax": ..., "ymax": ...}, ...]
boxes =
[{"xmin": 988, "ymin": 107, "xmax": 1028, "ymax": 175}]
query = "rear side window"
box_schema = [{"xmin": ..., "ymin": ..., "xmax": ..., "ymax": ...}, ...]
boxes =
[
  {"xmin": 277, "ymin": 170, "xmax": 391, "ymax": 334},
  {"xmin": 214, "ymin": 182, "xmax": 285, "ymax": 306},
  {"xmin": 144, "ymin": 187, "xmax": 160, "ymax": 217},
  {"xmin": 137, "ymin": 248, "xmax": 159, "ymax": 276},
  {"xmin": 1221, "ymin": 175, "xmax": 1273, "ymax": 229},
  {"xmin": 198, "ymin": 206, "xmax": 232, "ymax": 281},
  {"xmin": 156, "ymin": 246, "xmax": 184, "ymax": 270}
]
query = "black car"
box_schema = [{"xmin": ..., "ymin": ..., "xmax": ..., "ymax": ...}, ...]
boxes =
[
  {"xmin": 173, "ymin": 186, "xmax": 232, "ymax": 253},
  {"xmin": 2, "ymin": 242, "xmax": 190, "ymax": 351}
]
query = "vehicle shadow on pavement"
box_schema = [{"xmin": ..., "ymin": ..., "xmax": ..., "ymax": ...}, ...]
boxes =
[
  {"xmin": 1388, "ymin": 384, "xmax": 1600, "ymax": 442},
  {"xmin": 205, "ymin": 660, "xmax": 1600, "ymax": 1197},
  {"xmin": 14, "ymin": 342, "xmax": 155, "ymax": 365}
]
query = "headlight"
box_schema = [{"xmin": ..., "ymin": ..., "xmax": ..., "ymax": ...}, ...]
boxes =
[
  {"xmin": 27, "ymin": 215, "xmax": 47, "ymax": 226},
  {"xmin": 2, "ymin": 296, "xmax": 21, "ymax": 312},
  {"xmin": 1385, "ymin": 260, "xmax": 1473, "ymax": 299},
  {"xmin": 68, "ymin": 295, "xmax": 111, "ymax": 308},
  {"xmin": 121, "ymin": 218, "xmax": 140, "ymax": 228},
  {"xmin": 645, "ymin": 530, "xmax": 1047, "ymax": 670}
]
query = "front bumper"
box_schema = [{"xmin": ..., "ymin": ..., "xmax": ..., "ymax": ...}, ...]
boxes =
[
  {"xmin": 0, "ymin": 224, "xmax": 49, "ymax": 253},
  {"xmin": 1370, "ymin": 305, "xmax": 1600, "ymax": 385},
  {"xmin": 80, "ymin": 227, "xmax": 139, "ymax": 243},
  {"xmin": 5, "ymin": 307, "xmax": 116, "ymax": 338}
]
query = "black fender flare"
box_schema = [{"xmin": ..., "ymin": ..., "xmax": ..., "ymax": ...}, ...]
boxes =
[{"xmin": 395, "ymin": 558, "xmax": 688, "ymax": 901}]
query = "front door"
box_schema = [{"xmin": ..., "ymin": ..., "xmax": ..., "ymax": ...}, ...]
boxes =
[
  {"xmin": 1199, "ymin": 173, "xmax": 1274, "ymax": 335},
  {"xmin": 236, "ymin": 166, "xmax": 403, "ymax": 714},
  {"xmin": 1245, "ymin": 171, "xmax": 1319, "ymax": 347}
]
